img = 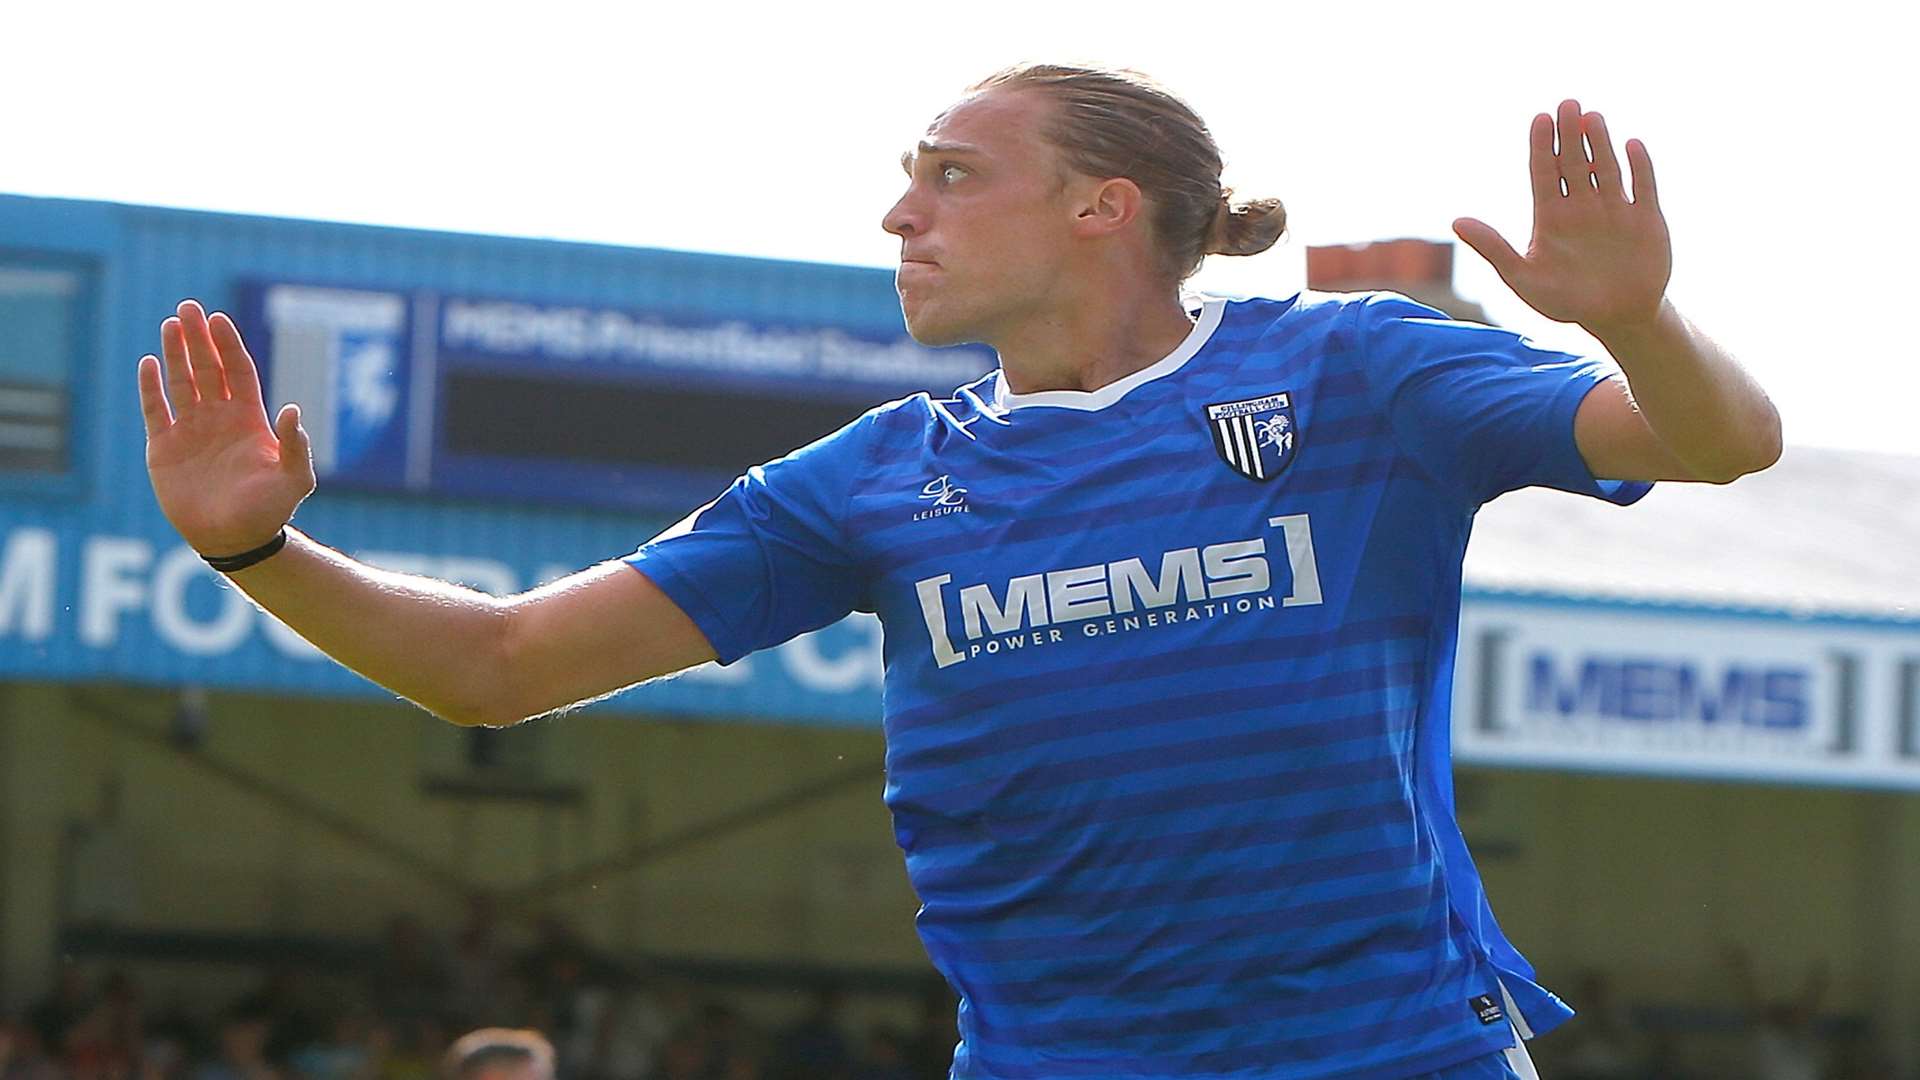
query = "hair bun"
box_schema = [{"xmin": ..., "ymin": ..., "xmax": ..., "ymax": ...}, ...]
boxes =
[{"xmin": 1207, "ymin": 191, "xmax": 1288, "ymax": 257}]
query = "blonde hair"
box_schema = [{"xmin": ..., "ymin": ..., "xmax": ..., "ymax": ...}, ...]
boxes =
[{"xmin": 969, "ymin": 63, "xmax": 1287, "ymax": 280}]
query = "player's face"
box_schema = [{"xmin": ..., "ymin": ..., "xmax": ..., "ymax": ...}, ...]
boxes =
[{"xmin": 882, "ymin": 89, "xmax": 1079, "ymax": 347}]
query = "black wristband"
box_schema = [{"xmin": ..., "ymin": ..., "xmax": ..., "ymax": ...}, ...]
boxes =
[{"xmin": 202, "ymin": 529, "xmax": 289, "ymax": 573}]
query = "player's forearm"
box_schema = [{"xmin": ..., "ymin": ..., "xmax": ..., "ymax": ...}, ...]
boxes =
[
  {"xmin": 1588, "ymin": 299, "xmax": 1783, "ymax": 483},
  {"xmin": 223, "ymin": 528, "xmax": 512, "ymax": 726}
]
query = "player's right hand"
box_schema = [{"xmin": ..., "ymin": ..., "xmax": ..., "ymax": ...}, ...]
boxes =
[{"xmin": 137, "ymin": 299, "xmax": 316, "ymax": 556}]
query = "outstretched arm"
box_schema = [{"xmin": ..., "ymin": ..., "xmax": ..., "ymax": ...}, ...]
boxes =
[
  {"xmin": 1454, "ymin": 99, "xmax": 1782, "ymax": 484},
  {"xmin": 139, "ymin": 301, "xmax": 716, "ymax": 726},
  {"xmin": 215, "ymin": 533, "xmax": 716, "ymax": 726}
]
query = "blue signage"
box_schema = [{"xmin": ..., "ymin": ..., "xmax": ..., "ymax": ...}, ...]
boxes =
[
  {"xmin": 0, "ymin": 520, "xmax": 884, "ymax": 726},
  {"xmin": 236, "ymin": 282, "xmax": 995, "ymax": 514}
]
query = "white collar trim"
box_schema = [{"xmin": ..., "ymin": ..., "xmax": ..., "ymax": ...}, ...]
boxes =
[{"xmin": 991, "ymin": 297, "xmax": 1227, "ymax": 413}]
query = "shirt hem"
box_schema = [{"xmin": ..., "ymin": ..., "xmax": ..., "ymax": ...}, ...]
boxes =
[{"xmin": 623, "ymin": 549, "xmax": 748, "ymax": 664}]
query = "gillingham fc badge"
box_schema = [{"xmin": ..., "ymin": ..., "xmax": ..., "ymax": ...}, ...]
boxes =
[{"xmin": 1204, "ymin": 392, "xmax": 1297, "ymax": 482}]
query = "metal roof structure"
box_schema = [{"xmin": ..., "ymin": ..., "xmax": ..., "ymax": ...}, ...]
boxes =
[{"xmin": 1464, "ymin": 444, "xmax": 1920, "ymax": 622}]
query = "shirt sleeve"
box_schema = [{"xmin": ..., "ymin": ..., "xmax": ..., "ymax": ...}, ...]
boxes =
[
  {"xmin": 1352, "ymin": 290, "xmax": 1654, "ymax": 509},
  {"xmin": 623, "ymin": 411, "xmax": 873, "ymax": 665}
]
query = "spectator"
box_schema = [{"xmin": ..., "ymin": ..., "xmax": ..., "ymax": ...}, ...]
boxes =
[
  {"xmin": 380, "ymin": 1018, "xmax": 447, "ymax": 1080},
  {"xmin": 514, "ymin": 919, "xmax": 585, "ymax": 1013},
  {"xmin": 849, "ymin": 1027, "xmax": 910, "ymax": 1080},
  {"xmin": 690, "ymin": 1006, "xmax": 759, "ymax": 1080},
  {"xmin": 286, "ymin": 1007, "xmax": 378, "ymax": 1080},
  {"xmin": 539, "ymin": 953, "xmax": 603, "ymax": 1080},
  {"xmin": 1634, "ymin": 1031, "xmax": 1696, "ymax": 1080},
  {"xmin": 370, "ymin": 917, "xmax": 451, "ymax": 1026},
  {"xmin": 60, "ymin": 999, "xmax": 133, "ymax": 1080},
  {"xmin": 2, "ymin": 1016, "xmax": 63, "ymax": 1080},
  {"xmin": 139, "ymin": 1007, "xmax": 199, "ymax": 1080},
  {"xmin": 901, "ymin": 989, "xmax": 954, "ymax": 1080},
  {"xmin": 358, "ymin": 1020, "xmax": 398, "ymax": 1080},
  {"xmin": 771, "ymin": 990, "xmax": 847, "ymax": 1080},
  {"xmin": 1557, "ymin": 970, "xmax": 1638, "ymax": 1080},
  {"xmin": 654, "ymin": 1029, "xmax": 707, "ymax": 1080},
  {"xmin": 190, "ymin": 1009, "xmax": 279, "ymax": 1080},
  {"xmin": 1724, "ymin": 946, "xmax": 1827, "ymax": 1080},
  {"xmin": 579, "ymin": 980, "xmax": 672, "ymax": 1080},
  {"xmin": 27, "ymin": 968, "xmax": 91, "ymax": 1061},
  {"xmin": 233, "ymin": 969, "xmax": 320, "ymax": 1065},
  {"xmin": 1827, "ymin": 1016, "xmax": 1894, "ymax": 1080},
  {"xmin": 439, "ymin": 1029, "xmax": 553, "ymax": 1080},
  {"xmin": 447, "ymin": 901, "xmax": 510, "ymax": 1030},
  {"xmin": 99, "ymin": 973, "xmax": 147, "ymax": 1074}
]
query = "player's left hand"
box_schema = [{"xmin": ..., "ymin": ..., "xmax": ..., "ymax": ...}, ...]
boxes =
[{"xmin": 1453, "ymin": 99, "xmax": 1672, "ymax": 338}]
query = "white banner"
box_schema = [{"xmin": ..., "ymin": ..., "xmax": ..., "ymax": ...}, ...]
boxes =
[{"xmin": 1454, "ymin": 596, "xmax": 1920, "ymax": 789}]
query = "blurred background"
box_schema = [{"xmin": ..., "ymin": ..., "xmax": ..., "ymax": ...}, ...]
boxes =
[{"xmin": 2, "ymin": 3, "xmax": 1916, "ymax": 1079}]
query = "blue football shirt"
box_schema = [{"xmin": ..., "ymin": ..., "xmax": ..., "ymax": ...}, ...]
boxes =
[{"xmin": 626, "ymin": 290, "xmax": 1651, "ymax": 1079}]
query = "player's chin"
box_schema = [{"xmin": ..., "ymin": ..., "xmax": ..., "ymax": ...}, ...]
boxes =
[{"xmin": 898, "ymin": 301, "xmax": 975, "ymax": 349}]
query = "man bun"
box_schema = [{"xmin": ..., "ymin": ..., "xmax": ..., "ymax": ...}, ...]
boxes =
[{"xmin": 1207, "ymin": 192, "xmax": 1289, "ymax": 257}]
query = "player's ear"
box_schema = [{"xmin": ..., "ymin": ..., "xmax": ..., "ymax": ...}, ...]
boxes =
[{"xmin": 1071, "ymin": 177, "xmax": 1145, "ymax": 239}]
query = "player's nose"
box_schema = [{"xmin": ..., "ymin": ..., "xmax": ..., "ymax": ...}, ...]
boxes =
[{"xmin": 882, "ymin": 188, "xmax": 925, "ymax": 239}]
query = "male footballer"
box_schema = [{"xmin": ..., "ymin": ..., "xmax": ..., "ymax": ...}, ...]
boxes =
[{"xmin": 138, "ymin": 64, "xmax": 1780, "ymax": 1079}]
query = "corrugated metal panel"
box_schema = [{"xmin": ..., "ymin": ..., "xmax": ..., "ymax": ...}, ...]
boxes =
[{"xmin": 1466, "ymin": 445, "xmax": 1920, "ymax": 621}]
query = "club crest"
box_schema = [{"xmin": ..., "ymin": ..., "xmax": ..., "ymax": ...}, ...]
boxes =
[{"xmin": 1205, "ymin": 392, "xmax": 1297, "ymax": 482}]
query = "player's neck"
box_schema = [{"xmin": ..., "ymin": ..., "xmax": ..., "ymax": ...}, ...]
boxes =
[{"xmin": 993, "ymin": 287, "xmax": 1197, "ymax": 398}]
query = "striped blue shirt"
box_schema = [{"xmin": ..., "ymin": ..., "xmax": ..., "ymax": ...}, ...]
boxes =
[{"xmin": 627, "ymin": 290, "xmax": 1650, "ymax": 1078}]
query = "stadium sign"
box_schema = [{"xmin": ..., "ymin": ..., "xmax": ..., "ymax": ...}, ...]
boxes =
[
  {"xmin": 0, "ymin": 523, "xmax": 882, "ymax": 725},
  {"xmin": 1454, "ymin": 597, "xmax": 1920, "ymax": 789},
  {"xmin": 236, "ymin": 281, "xmax": 995, "ymax": 514}
]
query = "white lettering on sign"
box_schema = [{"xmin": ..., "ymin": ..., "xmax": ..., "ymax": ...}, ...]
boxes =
[
  {"xmin": 1, "ymin": 526, "xmax": 888, "ymax": 699},
  {"xmin": 439, "ymin": 298, "xmax": 984, "ymax": 388},
  {"xmin": 779, "ymin": 614, "xmax": 883, "ymax": 693},
  {"xmin": 80, "ymin": 537, "xmax": 153, "ymax": 647},
  {"xmin": 151, "ymin": 545, "xmax": 253, "ymax": 656},
  {"xmin": 0, "ymin": 527, "xmax": 56, "ymax": 642}
]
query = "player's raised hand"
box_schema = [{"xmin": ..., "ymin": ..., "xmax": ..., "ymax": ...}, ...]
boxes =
[
  {"xmin": 1453, "ymin": 99, "xmax": 1672, "ymax": 337},
  {"xmin": 137, "ymin": 300, "xmax": 316, "ymax": 555}
]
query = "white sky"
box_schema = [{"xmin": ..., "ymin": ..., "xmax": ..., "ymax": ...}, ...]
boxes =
[{"xmin": 6, "ymin": 1, "xmax": 1913, "ymax": 455}]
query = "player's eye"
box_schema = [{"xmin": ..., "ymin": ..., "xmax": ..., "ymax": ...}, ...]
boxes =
[{"xmin": 940, "ymin": 164, "xmax": 968, "ymax": 185}]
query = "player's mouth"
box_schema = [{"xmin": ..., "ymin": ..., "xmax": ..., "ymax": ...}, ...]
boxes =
[{"xmin": 896, "ymin": 259, "xmax": 941, "ymax": 291}]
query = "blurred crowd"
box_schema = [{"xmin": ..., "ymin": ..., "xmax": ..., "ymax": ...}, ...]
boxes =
[
  {"xmin": 2, "ymin": 915, "xmax": 1907, "ymax": 1080},
  {"xmin": 1532, "ymin": 961, "xmax": 1896, "ymax": 1080},
  {"xmin": 0, "ymin": 906, "xmax": 957, "ymax": 1080}
]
